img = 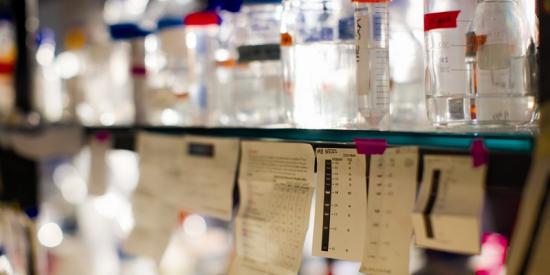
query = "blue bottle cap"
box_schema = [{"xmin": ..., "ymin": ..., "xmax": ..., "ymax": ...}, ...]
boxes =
[
  {"xmin": 208, "ymin": 0, "xmax": 243, "ymax": 12},
  {"xmin": 36, "ymin": 28, "xmax": 55, "ymax": 46},
  {"xmin": 24, "ymin": 206, "xmax": 39, "ymax": 220},
  {"xmin": 0, "ymin": 9, "xmax": 13, "ymax": 22},
  {"xmin": 109, "ymin": 23, "xmax": 151, "ymax": 40},
  {"xmin": 242, "ymin": 0, "xmax": 281, "ymax": 5},
  {"xmin": 157, "ymin": 17, "xmax": 184, "ymax": 31}
]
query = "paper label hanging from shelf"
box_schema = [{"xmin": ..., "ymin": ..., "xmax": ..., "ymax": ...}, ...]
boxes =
[
  {"xmin": 123, "ymin": 191, "xmax": 179, "ymax": 263},
  {"xmin": 506, "ymin": 158, "xmax": 550, "ymax": 275},
  {"xmin": 312, "ymin": 148, "xmax": 367, "ymax": 261},
  {"xmin": 412, "ymin": 155, "xmax": 486, "ymax": 255},
  {"xmin": 87, "ymin": 131, "xmax": 111, "ymax": 196},
  {"xmin": 360, "ymin": 147, "xmax": 419, "ymax": 275},
  {"xmin": 136, "ymin": 132, "xmax": 185, "ymax": 199},
  {"xmin": 170, "ymin": 135, "xmax": 240, "ymax": 221},
  {"xmin": 230, "ymin": 141, "xmax": 315, "ymax": 275}
]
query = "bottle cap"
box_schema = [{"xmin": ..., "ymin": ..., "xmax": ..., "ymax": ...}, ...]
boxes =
[
  {"xmin": 242, "ymin": 0, "xmax": 282, "ymax": 5},
  {"xmin": 208, "ymin": 0, "xmax": 243, "ymax": 12},
  {"xmin": 184, "ymin": 11, "xmax": 221, "ymax": 26},
  {"xmin": 157, "ymin": 17, "xmax": 184, "ymax": 30},
  {"xmin": 109, "ymin": 23, "xmax": 151, "ymax": 40},
  {"xmin": 65, "ymin": 27, "xmax": 87, "ymax": 50}
]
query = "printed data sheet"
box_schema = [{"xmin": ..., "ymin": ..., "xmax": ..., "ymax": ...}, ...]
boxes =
[{"xmin": 230, "ymin": 141, "xmax": 315, "ymax": 275}]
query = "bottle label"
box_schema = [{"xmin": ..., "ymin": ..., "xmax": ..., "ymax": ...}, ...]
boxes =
[
  {"xmin": 237, "ymin": 44, "xmax": 281, "ymax": 63},
  {"xmin": 424, "ymin": 11, "xmax": 461, "ymax": 32}
]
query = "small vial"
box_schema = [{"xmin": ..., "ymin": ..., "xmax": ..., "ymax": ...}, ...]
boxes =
[{"xmin": 354, "ymin": 0, "xmax": 390, "ymax": 128}]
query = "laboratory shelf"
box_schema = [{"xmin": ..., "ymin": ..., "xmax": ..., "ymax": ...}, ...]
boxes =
[{"xmin": 84, "ymin": 126, "xmax": 536, "ymax": 154}]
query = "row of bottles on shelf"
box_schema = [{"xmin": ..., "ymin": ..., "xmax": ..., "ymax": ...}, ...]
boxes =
[{"xmin": 0, "ymin": 0, "xmax": 539, "ymax": 129}]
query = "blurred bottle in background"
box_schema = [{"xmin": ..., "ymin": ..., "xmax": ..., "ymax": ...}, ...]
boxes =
[
  {"xmin": 281, "ymin": 0, "xmax": 357, "ymax": 129},
  {"xmin": 215, "ymin": 0, "xmax": 285, "ymax": 127},
  {"xmin": 144, "ymin": 0, "xmax": 202, "ymax": 126},
  {"xmin": 97, "ymin": 0, "xmax": 153, "ymax": 126},
  {"xmin": 0, "ymin": 11, "xmax": 15, "ymax": 123},
  {"xmin": 34, "ymin": 28, "xmax": 65, "ymax": 123},
  {"xmin": 182, "ymin": 11, "xmax": 221, "ymax": 126}
]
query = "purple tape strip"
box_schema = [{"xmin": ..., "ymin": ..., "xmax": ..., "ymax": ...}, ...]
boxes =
[
  {"xmin": 354, "ymin": 138, "xmax": 388, "ymax": 155},
  {"xmin": 131, "ymin": 66, "xmax": 147, "ymax": 76},
  {"xmin": 470, "ymin": 139, "xmax": 489, "ymax": 167},
  {"xmin": 95, "ymin": 130, "xmax": 111, "ymax": 143}
]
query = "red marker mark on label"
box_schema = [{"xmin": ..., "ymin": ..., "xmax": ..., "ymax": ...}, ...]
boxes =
[{"xmin": 424, "ymin": 10, "xmax": 461, "ymax": 32}]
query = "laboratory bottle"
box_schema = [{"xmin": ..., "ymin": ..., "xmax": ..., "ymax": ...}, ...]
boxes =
[
  {"xmin": 101, "ymin": 0, "xmax": 154, "ymax": 124},
  {"xmin": 145, "ymin": 0, "xmax": 201, "ymax": 125},
  {"xmin": 387, "ymin": 0, "xmax": 427, "ymax": 128},
  {"xmin": 466, "ymin": 0, "xmax": 536, "ymax": 126},
  {"xmin": 281, "ymin": 0, "xmax": 357, "ymax": 129},
  {"xmin": 183, "ymin": 11, "xmax": 221, "ymax": 126},
  {"xmin": 34, "ymin": 29, "xmax": 65, "ymax": 123},
  {"xmin": 0, "ymin": 246, "xmax": 14, "ymax": 275},
  {"xmin": 223, "ymin": 0, "xmax": 285, "ymax": 127},
  {"xmin": 354, "ymin": 0, "xmax": 391, "ymax": 128},
  {"xmin": 0, "ymin": 14, "xmax": 15, "ymax": 123},
  {"xmin": 424, "ymin": 0, "xmax": 477, "ymax": 127}
]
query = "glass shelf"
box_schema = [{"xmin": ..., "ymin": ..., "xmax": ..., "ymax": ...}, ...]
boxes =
[{"xmin": 83, "ymin": 126, "xmax": 536, "ymax": 154}]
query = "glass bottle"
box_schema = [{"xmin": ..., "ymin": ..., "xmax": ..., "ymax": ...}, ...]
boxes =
[
  {"xmin": 424, "ymin": 0, "xmax": 477, "ymax": 126},
  {"xmin": 466, "ymin": 0, "xmax": 536, "ymax": 126},
  {"xmin": 281, "ymin": 0, "xmax": 357, "ymax": 129},
  {"xmin": 143, "ymin": 0, "xmax": 200, "ymax": 126},
  {"xmin": 226, "ymin": 0, "xmax": 285, "ymax": 127},
  {"xmin": 0, "ymin": 15, "xmax": 15, "ymax": 123}
]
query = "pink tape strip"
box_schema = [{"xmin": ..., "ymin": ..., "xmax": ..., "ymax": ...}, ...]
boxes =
[
  {"xmin": 471, "ymin": 139, "xmax": 489, "ymax": 167},
  {"xmin": 95, "ymin": 130, "xmax": 111, "ymax": 143},
  {"xmin": 131, "ymin": 66, "xmax": 147, "ymax": 76},
  {"xmin": 354, "ymin": 138, "xmax": 388, "ymax": 155}
]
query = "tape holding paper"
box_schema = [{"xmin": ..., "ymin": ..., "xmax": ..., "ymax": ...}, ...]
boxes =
[
  {"xmin": 354, "ymin": 138, "xmax": 388, "ymax": 155},
  {"xmin": 471, "ymin": 139, "xmax": 489, "ymax": 168},
  {"xmin": 424, "ymin": 10, "xmax": 461, "ymax": 32}
]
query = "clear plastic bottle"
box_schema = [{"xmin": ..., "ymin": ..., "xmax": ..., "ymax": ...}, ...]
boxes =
[
  {"xmin": 100, "ymin": 0, "xmax": 152, "ymax": 125},
  {"xmin": 424, "ymin": 0, "xmax": 477, "ymax": 126},
  {"xmin": 281, "ymin": 0, "xmax": 357, "ymax": 129},
  {"xmin": 0, "ymin": 15, "xmax": 15, "ymax": 123},
  {"xmin": 34, "ymin": 28, "xmax": 64, "ymax": 123},
  {"xmin": 76, "ymin": 41, "xmax": 135, "ymax": 126},
  {"xmin": 466, "ymin": 0, "xmax": 536, "ymax": 126},
  {"xmin": 220, "ymin": 0, "xmax": 285, "ymax": 127},
  {"xmin": 183, "ymin": 11, "xmax": 221, "ymax": 125},
  {"xmin": 143, "ymin": 0, "xmax": 201, "ymax": 126}
]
